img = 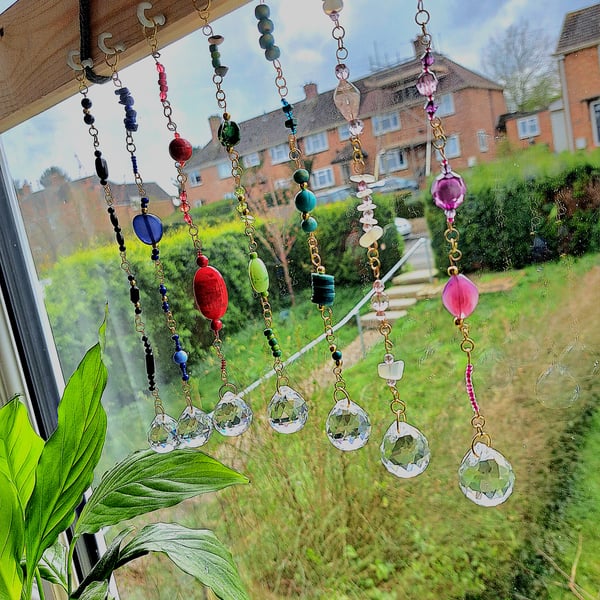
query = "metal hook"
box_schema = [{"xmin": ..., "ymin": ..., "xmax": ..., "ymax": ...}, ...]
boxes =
[
  {"xmin": 67, "ymin": 49, "xmax": 94, "ymax": 71},
  {"xmin": 98, "ymin": 32, "xmax": 126, "ymax": 55},
  {"xmin": 137, "ymin": 2, "xmax": 166, "ymax": 29}
]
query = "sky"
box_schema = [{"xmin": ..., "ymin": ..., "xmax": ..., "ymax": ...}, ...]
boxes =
[{"xmin": 0, "ymin": 0, "xmax": 596, "ymax": 194}]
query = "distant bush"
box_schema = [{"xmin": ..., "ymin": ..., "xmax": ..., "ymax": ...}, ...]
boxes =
[
  {"xmin": 392, "ymin": 191, "xmax": 425, "ymax": 219},
  {"xmin": 425, "ymin": 147, "xmax": 600, "ymax": 272}
]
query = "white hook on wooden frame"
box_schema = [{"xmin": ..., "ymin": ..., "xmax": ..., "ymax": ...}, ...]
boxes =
[
  {"xmin": 137, "ymin": 2, "xmax": 166, "ymax": 29},
  {"xmin": 67, "ymin": 50, "xmax": 94, "ymax": 71},
  {"xmin": 98, "ymin": 32, "xmax": 126, "ymax": 55}
]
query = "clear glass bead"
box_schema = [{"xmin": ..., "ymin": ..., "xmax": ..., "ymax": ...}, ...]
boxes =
[
  {"xmin": 416, "ymin": 71, "xmax": 438, "ymax": 97},
  {"xmin": 268, "ymin": 385, "xmax": 309, "ymax": 434},
  {"xmin": 380, "ymin": 421, "xmax": 430, "ymax": 479},
  {"xmin": 458, "ymin": 443, "xmax": 515, "ymax": 507},
  {"xmin": 212, "ymin": 391, "xmax": 253, "ymax": 437},
  {"xmin": 326, "ymin": 399, "xmax": 371, "ymax": 451},
  {"xmin": 177, "ymin": 405, "xmax": 213, "ymax": 448},
  {"xmin": 335, "ymin": 63, "xmax": 350, "ymax": 80},
  {"xmin": 535, "ymin": 362, "xmax": 580, "ymax": 409},
  {"xmin": 323, "ymin": 0, "xmax": 344, "ymax": 15},
  {"xmin": 349, "ymin": 119, "xmax": 364, "ymax": 136},
  {"xmin": 334, "ymin": 79, "xmax": 361, "ymax": 122},
  {"xmin": 148, "ymin": 413, "xmax": 179, "ymax": 453}
]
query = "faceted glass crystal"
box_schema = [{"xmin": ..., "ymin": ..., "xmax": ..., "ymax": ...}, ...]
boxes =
[
  {"xmin": 326, "ymin": 399, "xmax": 371, "ymax": 451},
  {"xmin": 268, "ymin": 385, "xmax": 309, "ymax": 434},
  {"xmin": 212, "ymin": 391, "xmax": 253, "ymax": 436},
  {"xmin": 458, "ymin": 443, "xmax": 515, "ymax": 507},
  {"xmin": 380, "ymin": 421, "xmax": 430, "ymax": 478},
  {"xmin": 431, "ymin": 170, "xmax": 466, "ymax": 213},
  {"xmin": 177, "ymin": 405, "xmax": 213, "ymax": 448},
  {"xmin": 535, "ymin": 363, "xmax": 580, "ymax": 409},
  {"xmin": 442, "ymin": 274, "xmax": 479, "ymax": 319},
  {"xmin": 416, "ymin": 71, "xmax": 438, "ymax": 97},
  {"xmin": 148, "ymin": 413, "xmax": 179, "ymax": 453},
  {"xmin": 334, "ymin": 79, "xmax": 361, "ymax": 122}
]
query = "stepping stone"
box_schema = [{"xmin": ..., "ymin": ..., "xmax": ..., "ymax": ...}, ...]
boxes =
[
  {"xmin": 386, "ymin": 284, "xmax": 426, "ymax": 299},
  {"xmin": 392, "ymin": 268, "xmax": 438, "ymax": 286},
  {"xmin": 360, "ymin": 310, "xmax": 408, "ymax": 328},
  {"xmin": 388, "ymin": 297, "xmax": 417, "ymax": 310}
]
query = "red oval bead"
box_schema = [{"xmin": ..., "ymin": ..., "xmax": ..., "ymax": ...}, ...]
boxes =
[
  {"xmin": 194, "ymin": 265, "xmax": 228, "ymax": 321},
  {"xmin": 169, "ymin": 135, "xmax": 193, "ymax": 163},
  {"xmin": 441, "ymin": 274, "xmax": 479, "ymax": 319}
]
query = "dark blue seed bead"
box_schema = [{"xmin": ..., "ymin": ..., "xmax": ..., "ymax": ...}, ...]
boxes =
[
  {"xmin": 133, "ymin": 213, "xmax": 164, "ymax": 245},
  {"xmin": 81, "ymin": 98, "xmax": 92, "ymax": 108},
  {"xmin": 257, "ymin": 18, "xmax": 274, "ymax": 33},
  {"xmin": 95, "ymin": 156, "xmax": 109, "ymax": 181},
  {"xmin": 332, "ymin": 350, "xmax": 343, "ymax": 360},
  {"xmin": 259, "ymin": 33, "xmax": 275, "ymax": 49},
  {"xmin": 255, "ymin": 4, "xmax": 270, "ymax": 19},
  {"xmin": 145, "ymin": 352, "xmax": 155, "ymax": 376},
  {"xmin": 130, "ymin": 286, "xmax": 140, "ymax": 303},
  {"xmin": 160, "ymin": 284, "xmax": 167, "ymax": 294},
  {"xmin": 182, "ymin": 373, "xmax": 190, "ymax": 381},
  {"xmin": 172, "ymin": 334, "xmax": 179, "ymax": 340},
  {"xmin": 284, "ymin": 118, "xmax": 297, "ymax": 130},
  {"xmin": 118, "ymin": 87, "xmax": 129, "ymax": 96},
  {"xmin": 124, "ymin": 95, "xmax": 134, "ymax": 106},
  {"xmin": 141, "ymin": 197, "xmax": 149, "ymax": 207},
  {"xmin": 162, "ymin": 302, "xmax": 169, "ymax": 312},
  {"xmin": 281, "ymin": 100, "xmax": 294, "ymax": 114},
  {"xmin": 83, "ymin": 113, "xmax": 95, "ymax": 125}
]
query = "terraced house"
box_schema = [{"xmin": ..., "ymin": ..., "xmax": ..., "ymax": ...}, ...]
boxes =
[{"xmin": 184, "ymin": 39, "xmax": 507, "ymax": 205}]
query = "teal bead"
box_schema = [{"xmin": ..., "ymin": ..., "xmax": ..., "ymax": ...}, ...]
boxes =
[
  {"xmin": 332, "ymin": 350, "xmax": 343, "ymax": 360},
  {"xmin": 212, "ymin": 58, "xmax": 221, "ymax": 68},
  {"xmin": 295, "ymin": 189, "xmax": 317, "ymax": 212},
  {"xmin": 265, "ymin": 46, "xmax": 281, "ymax": 61},
  {"xmin": 301, "ymin": 216, "xmax": 318, "ymax": 232},
  {"xmin": 293, "ymin": 169, "xmax": 310, "ymax": 184},
  {"xmin": 264, "ymin": 328, "xmax": 273, "ymax": 337},
  {"xmin": 211, "ymin": 51, "xmax": 221, "ymax": 59},
  {"xmin": 257, "ymin": 18, "xmax": 274, "ymax": 33},
  {"xmin": 255, "ymin": 4, "xmax": 270, "ymax": 19},
  {"xmin": 259, "ymin": 33, "xmax": 275, "ymax": 49},
  {"xmin": 209, "ymin": 44, "xmax": 219, "ymax": 52},
  {"xmin": 272, "ymin": 349, "xmax": 282, "ymax": 357}
]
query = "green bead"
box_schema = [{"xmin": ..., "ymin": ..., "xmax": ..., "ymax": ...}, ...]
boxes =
[
  {"xmin": 293, "ymin": 169, "xmax": 310, "ymax": 184},
  {"xmin": 272, "ymin": 344, "xmax": 281, "ymax": 352},
  {"xmin": 295, "ymin": 189, "xmax": 317, "ymax": 212},
  {"xmin": 211, "ymin": 58, "xmax": 221, "ymax": 68},
  {"xmin": 272, "ymin": 349, "xmax": 282, "ymax": 357},
  {"xmin": 211, "ymin": 51, "xmax": 221, "ymax": 59},
  {"xmin": 264, "ymin": 328, "xmax": 273, "ymax": 337},
  {"xmin": 257, "ymin": 18, "xmax": 274, "ymax": 33},
  {"xmin": 255, "ymin": 4, "xmax": 270, "ymax": 19},
  {"xmin": 265, "ymin": 46, "xmax": 281, "ymax": 61},
  {"xmin": 259, "ymin": 33, "xmax": 275, "ymax": 49},
  {"xmin": 218, "ymin": 119, "xmax": 241, "ymax": 147},
  {"xmin": 301, "ymin": 216, "xmax": 318, "ymax": 232},
  {"xmin": 248, "ymin": 255, "xmax": 270, "ymax": 293},
  {"xmin": 209, "ymin": 44, "xmax": 219, "ymax": 52}
]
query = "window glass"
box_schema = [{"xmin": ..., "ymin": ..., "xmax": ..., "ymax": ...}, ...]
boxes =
[
  {"xmin": 243, "ymin": 152, "xmax": 260, "ymax": 167},
  {"xmin": 303, "ymin": 131, "xmax": 329, "ymax": 155},
  {"xmin": 437, "ymin": 93, "xmax": 455, "ymax": 117},
  {"xmin": 379, "ymin": 148, "xmax": 407, "ymax": 173},
  {"xmin": 217, "ymin": 162, "xmax": 231, "ymax": 179},
  {"xmin": 372, "ymin": 111, "xmax": 400, "ymax": 135},
  {"xmin": 310, "ymin": 167, "xmax": 334, "ymax": 189},
  {"xmin": 189, "ymin": 170, "xmax": 203, "ymax": 186},
  {"xmin": 269, "ymin": 143, "xmax": 289, "ymax": 164},
  {"xmin": 338, "ymin": 123, "xmax": 351, "ymax": 141},
  {"xmin": 517, "ymin": 115, "xmax": 540, "ymax": 138},
  {"xmin": 478, "ymin": 129, "xmax": 489, "ymax": 152}
]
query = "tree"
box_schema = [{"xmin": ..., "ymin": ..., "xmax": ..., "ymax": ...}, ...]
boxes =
[
  {"xmin": 481, "ymin": 21, "xmax": 560, "ymax": 112},
  {"xmin": 39, "ymin": 166, "xmax": 70, "ymax": 188}
]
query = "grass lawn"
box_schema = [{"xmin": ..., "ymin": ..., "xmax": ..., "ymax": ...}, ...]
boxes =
[{"xmin": 114, "ymin": 254, "xmax": 600, "ymax": 600}]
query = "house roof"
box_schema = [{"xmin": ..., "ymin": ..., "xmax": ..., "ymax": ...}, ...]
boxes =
[
  {"xmin": 187, "ymin": 54, "xmax": 503, "ymax": 170},
  {"xmin": 555, "ymin": 3, "xmax": 600, "ymax": 55}
]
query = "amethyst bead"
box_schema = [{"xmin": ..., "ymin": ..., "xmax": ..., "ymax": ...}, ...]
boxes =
[
  {"xmin": 431, "ymin": 170, "xmax": 466, "ymax": 216},
  {"xmin": 416, "ymin": 71, "xmax": 438, "ymax": 97}
]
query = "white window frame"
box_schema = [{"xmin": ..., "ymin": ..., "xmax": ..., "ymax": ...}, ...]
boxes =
[
  {"xmin": 477, "ymin": 130, "xmax": 489, "ymax": 152},
  {"xmin": 189, "ymin": 170, "xmax": 203, "ymax": 187},
  {"xmin": 437, "ymin": 93, "xmax": 455, "ymax": 117},
  {"xmin": 590, "ymin": 100, "xmax": 600, "ymax": 146},
  {"xmin": 217, "ymin": 162, "xmax": 231, "ymax": 179},
  {"xmin": 517, "ymin": 116, "xmax": 540, "ymax": 139},
  {"xmin": 310, "ymin": 167, "xmax": 335, "ymax": 190},
  {"xmin": 436, "ymin": 134, "xmax": 461, "ymax": 160},
  {"xmin": 338, "ymin": 124, "xmax": 351, "ymax": 141},
  {"xmin": 243, "ymin": 153, "xmax": 260, "ymax": 168},
  {"xmin": 372, "ymin": 112, "xmax": 400, "ymax": 136},
  {"xmin": 274, "ymin": 178, "xmax": 290, "ymax": 190},
  {"xmin": 269, "ymin": 143, "xmax": 289, "ymax": 165},
  {"xmin": 303, "ymin": 131, "xmax": 329, "ymax": 155},
  {"xmin": 379, "ymin": 148, "xmax": 407, "ymax": 174}
]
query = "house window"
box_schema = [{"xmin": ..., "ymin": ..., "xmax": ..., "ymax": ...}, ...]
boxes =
[
  {"xmin": 310, "ymin": 167, "xmax": 335, "ymax": 190},
  {"xmin": 591, "ymin": 100, "xmax": 600, "ymax": 146},
  {"xmin": 274, "ymin": 178, "xmax": 290, "ymax": 190},
  {"xmin": 304, "ymin": 132, "xmax": 329, "ymax": 155},
  {"xmin": 372, "ymin": 112, "xmax": 400, "ymax": 136},
  {"xmin": 437, "ymin": 93, "xmax": 455, "ymax": 117},
  {"xmin": 269, "ymin": 143, "xmax": 289, "ymax": 165},
  {"xmin": 338, "ymin": 124, "xmax": 351, "ymax": 141},
  {"xmin": 217, "ymin": 162, "xmax": 231, "ymax": 179},
  {"xmin": 340, "ymin": 162, "xmax": 351, "ymax": 182},
  {"xmin": 189, "ymin": 170, "xmax": 203, "ymax": 186},
  {"xmin": 437, "ymin": 134, "xmax": 461, "ymax": 160},
  {"xmin": 517, "ymin": 116, "xmax": 540, "ymax": 139},
  {"xmin": 477, "ymin": 130, "xmax": 489, "ymax": 152},
  {"xmin": 243, "ymin": 153, "xmax": 261, "ymax": 168},
  {"xmin": 379, "ymin": 148, "xmax": 407, "ymax": 174}
]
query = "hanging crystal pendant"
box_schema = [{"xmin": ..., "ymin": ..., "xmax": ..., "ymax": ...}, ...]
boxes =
[
  {"xmin": 458, "ymin": 442, "xmax": 515, "ymax": 507},
  {"xmin": 212, "ymin": 391, "xmax": 253, "ymax": 436},
  {"xmin": 326, "ymin": 399, "xmax": 371, "ymax": 451},
  {"xmin": 535, "ymin": 362, "xmax": 580, "ymax": 409},
  {"xmin": 177, "ymin": 405, "xmax": 213, "ymax": 448},
  {"xmin": 268, "ymin": 385, "xmax": 309, "ymax": 434},
  {"xmin": 333, "ymin": 79, "xmax": 361, "ymax": 122},
  {"xmin": 380, "ymin": 421, "xmax": 430, "ymax": 478},
  {"xmin": 148, "ymin": 413, "xmax": 179, "ymax": 453}
]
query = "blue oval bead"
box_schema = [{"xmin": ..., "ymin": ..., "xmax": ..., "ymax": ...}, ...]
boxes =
[
  {"xmin": 133, "ymin": 213, "xmax": 163, "ymax": 245},
  {"xmin": 173, "ymin": 350, "xmax": 188, "ymax": 364},
  {"xmin": 295, "ymin": 189, "xmax": 316, "ymax": 212},
  {"xmin": 301, "ymin": 216, "xmax": 318, "ymax": 232}
]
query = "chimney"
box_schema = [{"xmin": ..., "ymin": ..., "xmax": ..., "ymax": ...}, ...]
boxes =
[
  {"xmin": 413, "ymin": 35, "xmax": 427, "ymax": 58},
  {"xmin": 208, "ymin": 115, "xmax": 221, "ymax": 142},
  {"xmin": 304, "ymin": 82, "xmax": 318, "ymax": 100},
  {"xmin": 20, "ymin": 181, "xmax": 32, "ymax": 197}
]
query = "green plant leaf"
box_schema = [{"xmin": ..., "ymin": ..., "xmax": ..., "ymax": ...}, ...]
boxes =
[
  {"xmin": 38, "ymin": 540, "xmax": 68, "ymax": 590},
  {"xmin": 77, "ymin": 580, "xmax": 109, "ymax": 600},
  {"xmin": 24, "ymin": 342, "xmax": 107, "ymax": 587},
  {"xmin": 0, "ymin": 397, "xmax": 44, "ymax": 512},
  {"xmin": 117, "ymin": 523, "xmax": 249, "ymax": 600},
  {"xmin": 71, "ymin": 528, "xmax": 132, "ymax": 599},
  {"xmin": 0, "ymin": 472, "xmax": 24, "ymax": 600},
  {"xmin": 76, "ymin": 449, "xmax": 249, "ymax": 535}
]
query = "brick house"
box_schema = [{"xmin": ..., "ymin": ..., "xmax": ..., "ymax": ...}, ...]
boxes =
[
  {"xmin": 554, "ymin": 3, "xmax": 600, "ymax": 152},
  {"xmin": 497, "ymin": 103, "xmax": 564, "ymax": 152},
  {"xmin": 184, "ymin": 43, "xmax": 507, "ymax": 205}
]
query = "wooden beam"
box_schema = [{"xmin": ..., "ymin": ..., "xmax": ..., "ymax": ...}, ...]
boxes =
[{"xmin": 0, "ymin": 0, "xmax": 251, "ymax": 133}]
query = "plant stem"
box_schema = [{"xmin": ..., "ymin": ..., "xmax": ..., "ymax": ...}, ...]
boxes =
[
  {"xmin": 34, "ymin": 569, "xmax": 46, "ymax": 600},
  {"xmin": 67, "ymin": 538, "xmax": 77, "ymax": 596}
]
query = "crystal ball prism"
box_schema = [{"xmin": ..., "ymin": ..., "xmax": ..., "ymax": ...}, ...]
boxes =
[
  {"xmin": 380, "ymin": 421, "xmax": 430, "ymax": 478},
  {"xmin": 268, "ymin": 385, "xmax": 309, "ymax": 434},
  {"xmin": 212, "ymin": 391, "xmax": 253, "ymax": 437},
  {"xmin": 177, "ymin": 405, "xmax": 213, "ymax": 448},
  {"xmin": 148, "ymin": 413, "xmax": 179, "ymax": 453},
  {"xmin": 326, "ymin": 399, "xmax": 371, "ymax": 451}
]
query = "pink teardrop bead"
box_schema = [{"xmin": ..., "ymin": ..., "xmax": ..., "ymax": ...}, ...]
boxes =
[{"xmin": 442, "ymin": 274, "xmax": 479, "ymax": 319}]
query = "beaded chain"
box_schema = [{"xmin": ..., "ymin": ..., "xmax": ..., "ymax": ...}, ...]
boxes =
[
  {"xmin": 140, "ymin": 17, "xmax": 252, "ymax": 438},
  {"xmin": 415, "ymin": 1, "xmax": 514, "ymax": 505},
  {"xmin": 191, "ymin": 0, "xmax": 308, "ymax": 435},
  {"xmin": 71, "ymin": 61, "xmax": 174, "ymax": 451},
  {"xmin": 253, "ymin": 1, "xmax": 371, "ymax": 451},
  {"xmin": 101, "ymin": 48, "xmax": 213, "ymax": 451},
  {"xmin": 321, "ymin": 0, "xmax": 430, "ymax": 478}
]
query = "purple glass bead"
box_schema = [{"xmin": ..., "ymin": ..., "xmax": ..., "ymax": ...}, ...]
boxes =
[
  {"xmin": 335, "ymin": 63, "xmax": 350, "ymax": 80},
  {"xmin": 421, "ymin": 50, "xmax": 435, "ymax": 68},
  {"xmin": 431, "ymin": 170, "xmax": 466, "ymax": 214},
  {"xmin": 373, "ymin": 279, "xmax": 384, "ymax": 293},
  {"xmin": 442, "ymin": 274, "xmax": 479, "ymax": 319},
  {"xmin": 425, "ymin": 100, "xmax": 438, "ymax": 117},
  {"xmin": 349, "ymin": 119, "xmax": 364, "ymax": 136},
  {"xmin": 133, "ymin": 213, "xmax": 164, "ymax": 245},
  {"xmin": 416, "ymin": 71, "xmax": 438, "ymax": 97}
]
